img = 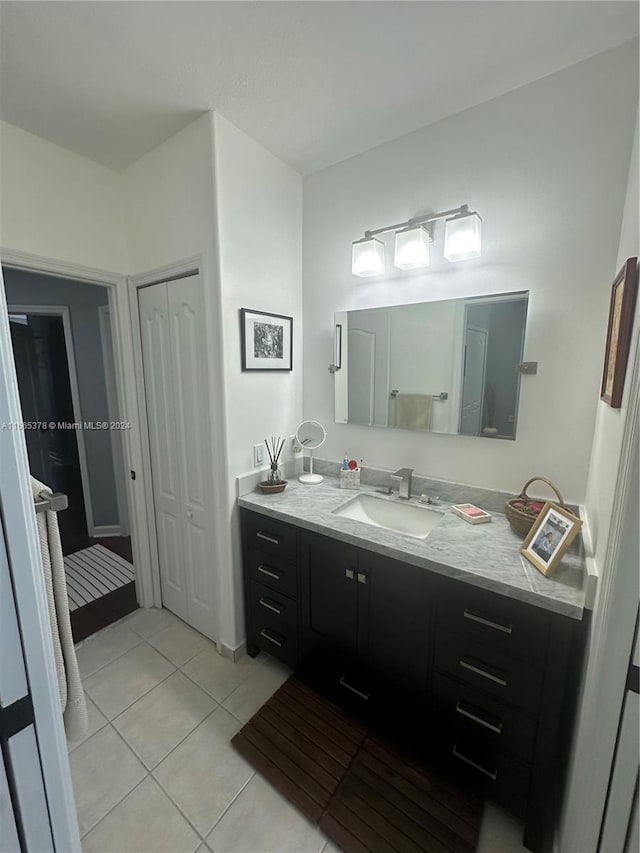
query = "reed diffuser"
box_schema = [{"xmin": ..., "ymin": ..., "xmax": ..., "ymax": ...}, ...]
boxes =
[{"xmin": 259, "ymin": 436, "xmax": 287, "ymax": 493}]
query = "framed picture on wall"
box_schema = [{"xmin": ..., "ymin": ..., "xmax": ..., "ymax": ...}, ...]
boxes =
[
  {"xmin": 240, "ymin": 308, "xmax": 293, "ymax": 371},
  {"xmin": 600, "ymin": 257, "xmax": 638, "ymax": 408},
  {"xmin": 520, "ymin": 501, "xmax": 583, "ymax": 577}
]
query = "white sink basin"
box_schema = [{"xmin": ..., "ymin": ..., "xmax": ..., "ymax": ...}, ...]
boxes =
[{"xmin": 333, "ymin": 493, "xmax": 444, "ymax": 539}]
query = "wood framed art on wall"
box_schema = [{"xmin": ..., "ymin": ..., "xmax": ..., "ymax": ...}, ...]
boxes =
[{"xmin": 600, "ymin": 257, "xmax": 638, "ymax": 408}]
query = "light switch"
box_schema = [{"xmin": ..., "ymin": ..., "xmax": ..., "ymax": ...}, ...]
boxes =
[{"xmin": 253, "ymin": 444, "xmax": 264, "ymax": 467}]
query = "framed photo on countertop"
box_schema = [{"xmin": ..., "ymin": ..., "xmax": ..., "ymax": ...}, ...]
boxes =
[{"xmin": 521, "ymin": 501, "xmax": 583, "ymax": 577}]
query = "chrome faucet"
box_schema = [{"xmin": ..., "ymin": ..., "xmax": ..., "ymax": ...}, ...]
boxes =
[{"xmin": 390, "ymin": 467, "xmax": 413, "ymax": 500}]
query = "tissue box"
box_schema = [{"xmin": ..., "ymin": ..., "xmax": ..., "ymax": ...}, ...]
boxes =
[{"xmin": 339, "ymin": 468, "xmax": 361, "ymax": 490}]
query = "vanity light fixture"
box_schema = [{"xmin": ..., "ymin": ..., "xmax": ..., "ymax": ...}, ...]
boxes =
[
  {"xmin": 394, "ymin": 224, "xmax": 431, "ymax": 270},
  {"xmin": 443, "ymin": 209, "xmax": 482, "ymax": 262},
  {"xmin": 351, "ymin": 204, "xmax": 481, "ymax": 276},
  {"xmin": 352, "ymin": 236, "xmax": 385, "ymax": 277}
]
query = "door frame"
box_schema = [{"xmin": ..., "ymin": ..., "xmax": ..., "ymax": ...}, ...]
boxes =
[
  {"xmin": 7, "ymin": 304, "xmax": 96, "ymax": 535},
  {"xmin": 98, "ymin": 305, "xmax": 130, "ymax": 537},
  {"xmin": 128, "ymin": 255, "xmax": 204, "ymax": 612},
  {"xmin": 0, "ymin": 246, "xmax": 157, "ymax": 608}
]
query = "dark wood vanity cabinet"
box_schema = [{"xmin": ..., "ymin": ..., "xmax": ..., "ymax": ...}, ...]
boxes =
[{"xmin": 240, "ymin": 508, "xmax": 585, "ymax": 853}]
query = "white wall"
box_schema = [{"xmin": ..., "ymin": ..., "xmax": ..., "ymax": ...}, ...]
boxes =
[
  {"xmin": 122, "ymin": 113, "xmax": 230, "ymax": 640},
  {"xmin": 303, "ymin": 41, "xmax": 638, "ymax": 501},
  {"xmin": 213, "ymin": 113, "xmax": 303, "ymax": 648},
  {"xmin": 0, "ymin": 121, "xmax": 127, "ymax": 272},
  {"xmin": 559, "ymin": 109, "xmax": 639, "ymax": 853}
]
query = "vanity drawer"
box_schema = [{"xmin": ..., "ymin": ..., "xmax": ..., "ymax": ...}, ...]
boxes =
[
  {"xmin": 444, "ymin": 734, "xmax": 530, "ymax": 818},
  {"xmin": 250, "ymin": 621, "xmax": 299, "ymax": 668},
  {"xmin": 245, "ymin": 513, "xmax": 297, "ymax": 563},
  {"xmin": 434, "ymin": 630, "xmax": 543, "ymax": 714},
  {"xmin": 432, "ymin": 672, "xmax": 537, "ymax": 766},
  {"xmin": 437, "ymin": 581, "xmax": 550, "ymax": 666},
  {"xmin": 248, "ymin": 550, "xmax": 298, "ymax": 599},
  {"xmin": 250, "ymin": 580, "xmax": 298, "ymax": 635}
]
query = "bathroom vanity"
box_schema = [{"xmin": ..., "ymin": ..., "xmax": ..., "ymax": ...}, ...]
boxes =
[{"xmin": 239, "ymin": 480, "xmax": 588, "ymax": 853}]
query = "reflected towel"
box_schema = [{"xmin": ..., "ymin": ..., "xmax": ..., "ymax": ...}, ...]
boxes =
[
  {"xmin": 31, "ymin": 477, "xmax": 88, "ymax": 741},
  {"xmin": 394, "ymin": 393, "xmax": 433, "ymax": 431}
]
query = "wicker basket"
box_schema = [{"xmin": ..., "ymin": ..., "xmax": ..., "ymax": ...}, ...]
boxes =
[{"xmin": 505, "ymin": 477, "xmax": 565, "ymax": 537}]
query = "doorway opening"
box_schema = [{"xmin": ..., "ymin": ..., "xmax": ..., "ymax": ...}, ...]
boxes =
[{"xmin": 4, "ymin": 268, "xmax": 138, "ymax": 640}]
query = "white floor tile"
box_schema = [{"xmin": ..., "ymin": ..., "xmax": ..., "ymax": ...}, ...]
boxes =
[
  {"xmin": 181, "ymin": 646, "xmax": 262, "ymax": 702},
  {"xmin": 153, "ymin": 707, "xmax": 253, "ymax": 836},
  {"xmin": 122, "ymin": 606, "xmax": 179, "ymax": 639},
  {"xmin": 113, "ymin": 670, "xmax": 216, "ymax": 769},
  {"xmin": 206, "ymin": 774, "xmax": 325, "ymax": 853},
  {"xmin": 69, "ymin": 725, "xmax": 146, "ymax": 837},
  {"xmin": 148, "ymin": 620, "xmax": 215, "ymax": 666},
  {"xmin": 477, "ymin": 802, "xmax": 528, "ymax": 853},
  {"xmin": 84, "ymin": 642, "xmax": 175, "ymax": 719},
  {"xmin": 75, "ymin": 622, "xmax": 142, "ymax": 678},
  {"xmin": 82, "ymin": 776, "xmax": 200, "ymax": 853},
  {"xmin": 221, "ymin": 660, "xmax": 291, "ymax": 723},
  {"xmin": 67, "ymin": 694, "xmax": 107, "ymax": 752}
]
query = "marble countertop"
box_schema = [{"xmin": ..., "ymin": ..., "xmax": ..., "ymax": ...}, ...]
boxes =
[{"xmin": 238, "ymin": 478, "xmax": 587, "ymax": 620}]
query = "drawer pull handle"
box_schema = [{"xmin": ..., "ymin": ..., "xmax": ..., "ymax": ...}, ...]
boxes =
[
  {"xmin": 463, "ymin": 609, "xmax": 513, "ymax": 635},
  {"xmin": 452, "ymin": 745, "xmax": 498, "ymax": 781},
  {"xmin": 257, "ymin": 531, "xmax": 280, "ymax": 545},
  {"xmin": 259, "ymin": 597, "xmax": 283, "ymax": 615},
  {"xmin": 260, "ymin": 629, "xmax": 283, "ymax": 647},
  {"xmin": 455, "ymin": 700, "xmax": 503, "ymax": 734},
  {"xmin": 339, "ymin": 676, "xmax": 370, "ymax": 701},
  {"xmin": 459, "ymin": 657, "xmax": 508, "ymax": 687},
  {"xmin": 257, "ymin": 564, "xmax": 280, "ymax": 580}
]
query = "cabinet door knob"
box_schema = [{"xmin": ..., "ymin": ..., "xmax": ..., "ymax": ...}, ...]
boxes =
[
  {"xmin": 187, "ymin": 511, "xmax": 193, "ymax": 519},
  {"xmin": 357, "ymin": 572, "xmax": 367, "ymax": 584},
  {"xmin": 345, "ymin": 568, "xmax": 354, "ymax": 580}
]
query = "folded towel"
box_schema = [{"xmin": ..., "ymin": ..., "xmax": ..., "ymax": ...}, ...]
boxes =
[
  {"xmin": 394, "ymin": 393, "xmax": 433, "ymax": 431},
  {"xmin": 31, "ymin": 477, "xmax": 87, "ymax": 741}
]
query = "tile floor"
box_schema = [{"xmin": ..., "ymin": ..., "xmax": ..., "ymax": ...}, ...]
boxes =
[{"xmin": 69, "ymin": 608, "xmax": 529, "ymax": 852}]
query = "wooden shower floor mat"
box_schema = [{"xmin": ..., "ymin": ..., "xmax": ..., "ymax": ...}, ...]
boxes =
[{"xmin": 231, "ymin": 675, "xmax": 484, "ymax": 852}]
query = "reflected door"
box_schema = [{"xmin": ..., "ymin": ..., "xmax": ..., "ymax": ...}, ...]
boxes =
[
  {"xmin": 347, "ymin": 329, "xmax": 375, "ymax": 426},
  {"xmin": 460, "ymin": 325, "xmax": 487, "ymax": 436}
]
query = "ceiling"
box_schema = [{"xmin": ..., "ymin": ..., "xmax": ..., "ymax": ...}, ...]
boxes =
[{"xmin": 0, "ymin": 1, "xmax": 637, "ymax": 175}]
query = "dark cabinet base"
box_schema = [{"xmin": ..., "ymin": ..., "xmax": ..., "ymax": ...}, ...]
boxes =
[{"xmin": 240, "ymin": 508, "xmax": 586, "ymax": 853}]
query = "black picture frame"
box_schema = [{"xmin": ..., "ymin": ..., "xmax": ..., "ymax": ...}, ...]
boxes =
[{"xmin": 240, "ymin": 308, "xmax": 293, "ymax": 372}]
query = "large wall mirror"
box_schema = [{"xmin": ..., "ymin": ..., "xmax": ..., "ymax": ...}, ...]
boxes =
[{"xmin": 334, "ymin": 291, "xmax": 528, "ymax": 440}]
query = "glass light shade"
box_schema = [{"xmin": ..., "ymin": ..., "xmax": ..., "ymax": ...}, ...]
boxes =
[
  {"xmin": 352, "ymin": 237, "xmax": 384, "ymax": 277},
  {"xmin": 443, "ymin": 212, "xmax": 482, "ymax": 262},
  {"xmin": 394, "ymin": 226, "xmax": 430, "ymax": 269}
]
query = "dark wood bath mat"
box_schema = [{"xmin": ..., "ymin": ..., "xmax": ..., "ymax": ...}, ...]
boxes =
[{"xmin": 231, "ymin": 676, "xmax": 484, "ymax": 852}]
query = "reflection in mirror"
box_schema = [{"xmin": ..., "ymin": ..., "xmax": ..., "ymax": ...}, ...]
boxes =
[{"xmin": 334, "ymin": 292, "xmax": 528, "ymax": 440}]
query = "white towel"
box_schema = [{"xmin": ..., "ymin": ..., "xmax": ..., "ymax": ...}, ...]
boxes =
[
  {"xmin": 394, "ymin": 393, "xmax": 433, "ymax": 431},
  {"xmin": 31, "ymin": 477, "xmax": 88, "ymax": 741}
]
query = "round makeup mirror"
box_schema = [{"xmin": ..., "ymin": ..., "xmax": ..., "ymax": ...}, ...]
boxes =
[{"xmin": 296, "ymin": 420, "xmax": 326, "ymax": 484}]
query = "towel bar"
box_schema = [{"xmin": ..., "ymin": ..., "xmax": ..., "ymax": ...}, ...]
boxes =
[
  {"xmin": 34, "ymin": 492, "xmax": 69, "ymax": 514},
  {"xmin": 390, "ymin": 390, "xmax": 448, "ymax": 401}
]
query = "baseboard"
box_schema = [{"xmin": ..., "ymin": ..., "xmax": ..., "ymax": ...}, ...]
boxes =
[
  {"xmin": 91, "ymin": 525, "xmax": 122, "ymax": 538},
  {"xmin": 218, "ymin": 640, "xmax": 247, "ymax": 662}
]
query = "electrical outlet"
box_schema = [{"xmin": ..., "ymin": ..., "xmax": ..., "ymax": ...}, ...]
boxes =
[
  {"xmin": 253, "ymin": 444, "xmax": 264, "ymax": 467},
  {"xmin": 291, "ymin": 434, "xmax": 302, "ymax": 453}
]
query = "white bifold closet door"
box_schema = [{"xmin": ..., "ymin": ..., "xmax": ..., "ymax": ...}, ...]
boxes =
[{"xmin": 138, "ymin": 274, "xmax": 217, "ymax": 642}]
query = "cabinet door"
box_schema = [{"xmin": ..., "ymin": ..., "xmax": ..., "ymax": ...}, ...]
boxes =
[
  {"xmin": 301, "ymin": 533, "xmax": 359, "ymax": 660},
  {"xmin": 363, "ymin": 552, "xmax": 431, "ymax": 695}
]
